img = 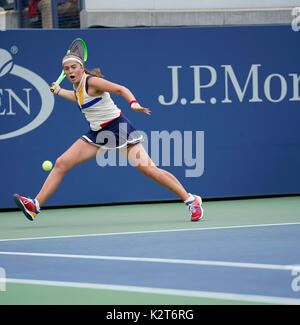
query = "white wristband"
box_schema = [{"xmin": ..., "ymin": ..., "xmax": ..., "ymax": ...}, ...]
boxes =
[{"xmin": 130, "ymin": 101, "xmax": 141, "ymax": 109}]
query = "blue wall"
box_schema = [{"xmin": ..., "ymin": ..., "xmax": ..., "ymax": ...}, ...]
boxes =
[{"xmin": 1, "ymin": 25, "xmax": 300, "ymax": 208}]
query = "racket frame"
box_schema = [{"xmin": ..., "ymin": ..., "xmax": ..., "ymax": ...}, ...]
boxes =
[{"xmin": 51, "ymin": 38, "xmax": 87, "ymax": 90}]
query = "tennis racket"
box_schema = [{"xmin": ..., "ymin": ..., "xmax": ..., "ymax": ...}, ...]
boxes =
[{"xmin": 51, "ymin": 38, "xmax": 88, "ymax": 91}]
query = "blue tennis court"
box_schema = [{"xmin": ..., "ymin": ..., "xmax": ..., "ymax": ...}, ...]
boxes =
[{"xmin": 1, "ymin": 197, "xmax": 300, "ymax": 305}]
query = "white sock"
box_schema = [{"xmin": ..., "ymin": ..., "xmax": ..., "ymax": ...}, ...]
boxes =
[
  {"xmin": 184, "ymin": 193, "xmax": 195, "ymax": 204},
  {"xmin": 34, "ymin": 199, "xmax": 40, "ymax": 211}
]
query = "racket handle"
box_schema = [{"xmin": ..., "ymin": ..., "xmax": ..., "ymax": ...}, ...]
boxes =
[
  {"xmin": 50, "ymin": 72, "xmax": 65, "ymax": 92},
  {"xmin": 55, "ymin": 72, "xmax": 66, "ymax": 85},
  {"xmin": 50, "ymin": 49, "xmax": 71, "ymax": 92}
]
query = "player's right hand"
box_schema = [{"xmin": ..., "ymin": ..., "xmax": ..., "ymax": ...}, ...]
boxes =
[{"xmin": 50, "ymin": 82, "xmax": 61, "ymax": 95}]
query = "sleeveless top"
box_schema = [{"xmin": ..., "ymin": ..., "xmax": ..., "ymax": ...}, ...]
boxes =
[{"xmin": 74, "ymin": 74, "xmax": 122, "ymax": 131}]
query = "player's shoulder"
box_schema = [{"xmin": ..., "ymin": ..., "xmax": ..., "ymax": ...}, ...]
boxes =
[
  {"xmin": 86, "ymin": 75, "xmax": 103, "ymax": 85},
  {"xmin": 85, "ymin": 75, "xmax": 105, "ymax": 96}
]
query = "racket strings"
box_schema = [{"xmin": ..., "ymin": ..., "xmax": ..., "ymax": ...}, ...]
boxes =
[{"xmin": 69, "ymin": 39, "xmax": 86, "ymax": 62}]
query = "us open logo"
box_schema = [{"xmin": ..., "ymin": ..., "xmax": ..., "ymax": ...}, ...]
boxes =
[{"xmin": 0, "ymin": 47, "xmax": 54, "ymax": 140}]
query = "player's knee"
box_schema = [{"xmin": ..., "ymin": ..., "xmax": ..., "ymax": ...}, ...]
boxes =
[
  {"xmin": 139, "ymin": 165, "xmax": 159, "ymax": 179},
  {"xmin": 54, "ymin": 155, "xmax": 73, "ymax": 173}
]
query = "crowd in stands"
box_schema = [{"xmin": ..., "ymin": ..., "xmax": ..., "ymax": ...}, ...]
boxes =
[{"xmin": 0, "ymin": 0, "xmax": 80, "ymax": 28}]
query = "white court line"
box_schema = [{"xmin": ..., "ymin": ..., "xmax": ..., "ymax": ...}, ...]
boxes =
[
  {"xmin": 0, "ymin": 222, "xmax": 300, "ymax": 242},
  {"xmin": 1, "ymin": 251, "xmax": 300, "ymax": 272},
  {"xmin": 5, "ymin": 278, "xmax": 300, "ymax": 305}
]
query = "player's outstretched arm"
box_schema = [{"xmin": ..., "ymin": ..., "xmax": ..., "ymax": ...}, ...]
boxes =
[
  {"xmin": 88, "ymin": 77, "xmax": 151, "ymax": 115},
  {"xmin": 50, "ymin": 82, "xmax": 77, "ymax": 102}
]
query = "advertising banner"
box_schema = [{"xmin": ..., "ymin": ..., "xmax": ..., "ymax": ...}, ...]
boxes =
[{"xmin": 1, "ymin": 25, "xmax": 300, "ymax": 208}]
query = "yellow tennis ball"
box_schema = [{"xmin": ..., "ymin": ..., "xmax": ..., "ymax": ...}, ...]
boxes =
[{"xmin": 42, "ymin": 160, "xmax": 53, "ymax": 171}]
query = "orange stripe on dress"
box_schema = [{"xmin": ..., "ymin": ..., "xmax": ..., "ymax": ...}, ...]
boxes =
[{"xmin": 77, "ymin": 75, "xmax": 86, "ymax": 107}]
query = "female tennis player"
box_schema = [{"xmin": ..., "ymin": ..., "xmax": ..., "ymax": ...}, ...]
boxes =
[{"xmin": 13, "ymin": 53, "xmax": 203, "ymax": 222}]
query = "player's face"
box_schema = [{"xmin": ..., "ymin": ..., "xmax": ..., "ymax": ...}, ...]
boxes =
[{"xmin": 63, "ymin": 61, "xmax": 84, "ymax": 84}]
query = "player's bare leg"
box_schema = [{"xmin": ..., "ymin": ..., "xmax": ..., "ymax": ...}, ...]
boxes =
[
  {"xmin": 36, "ymin": 139, "xmax": 103, "ymax": 207},
  {"xmin": 119, "ymin": 142, "xmax": 203, "ymax": 221},
  {"xmin": 119, "ymin": 142, "xmax": 190, "ymax": 201}
]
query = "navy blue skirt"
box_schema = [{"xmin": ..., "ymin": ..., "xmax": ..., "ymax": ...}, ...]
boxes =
[{"xmin": 81, "ymin": 115, "xmax": 143, "ymax": 149}]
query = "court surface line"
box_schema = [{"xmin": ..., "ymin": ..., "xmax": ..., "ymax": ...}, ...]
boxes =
[
  {"xmin": 1, "ymin": 251, "xmax": 300, "ymax": 271},
  {"xmin": 5, "ymin": 278, "xmax": 300, "ymax": 305},
  {"xmin": 0, "ymin": 221, "xmax": 300, "ymax": 242}
]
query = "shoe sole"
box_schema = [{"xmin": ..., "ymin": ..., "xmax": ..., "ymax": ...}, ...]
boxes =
[
  {"xmin": 13, "ymin": 194, "xmax": 35, "ymax": 221},
  {"xmin": 191, "ymin": 195, "xmax": 204, "ymax": 222}
]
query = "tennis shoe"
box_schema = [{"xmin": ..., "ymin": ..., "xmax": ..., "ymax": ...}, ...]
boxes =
[
  {"xmin": 186, "ymin": 195, "xmax": 203, "ymax": 222},
  {"xmin": 13, "ymin": 194, "xmax": 40, "ymax": 221}
]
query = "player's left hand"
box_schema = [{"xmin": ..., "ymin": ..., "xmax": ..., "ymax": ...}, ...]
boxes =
[
  {"xmin": 131, "ymin": 106, "xmax": 151, "ymax": 115},
  {"xmin": 131, "ymin": 102, "xmax": 151, "ymax": 115}
]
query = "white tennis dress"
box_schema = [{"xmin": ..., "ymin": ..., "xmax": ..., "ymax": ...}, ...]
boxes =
[
  {"xmin": 75, "ymin": 74, "xmax": 143, "ymax": 149},
  {"xmin": 74, "ymin": 73, "xmax": 121, "ymax": 131}
]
